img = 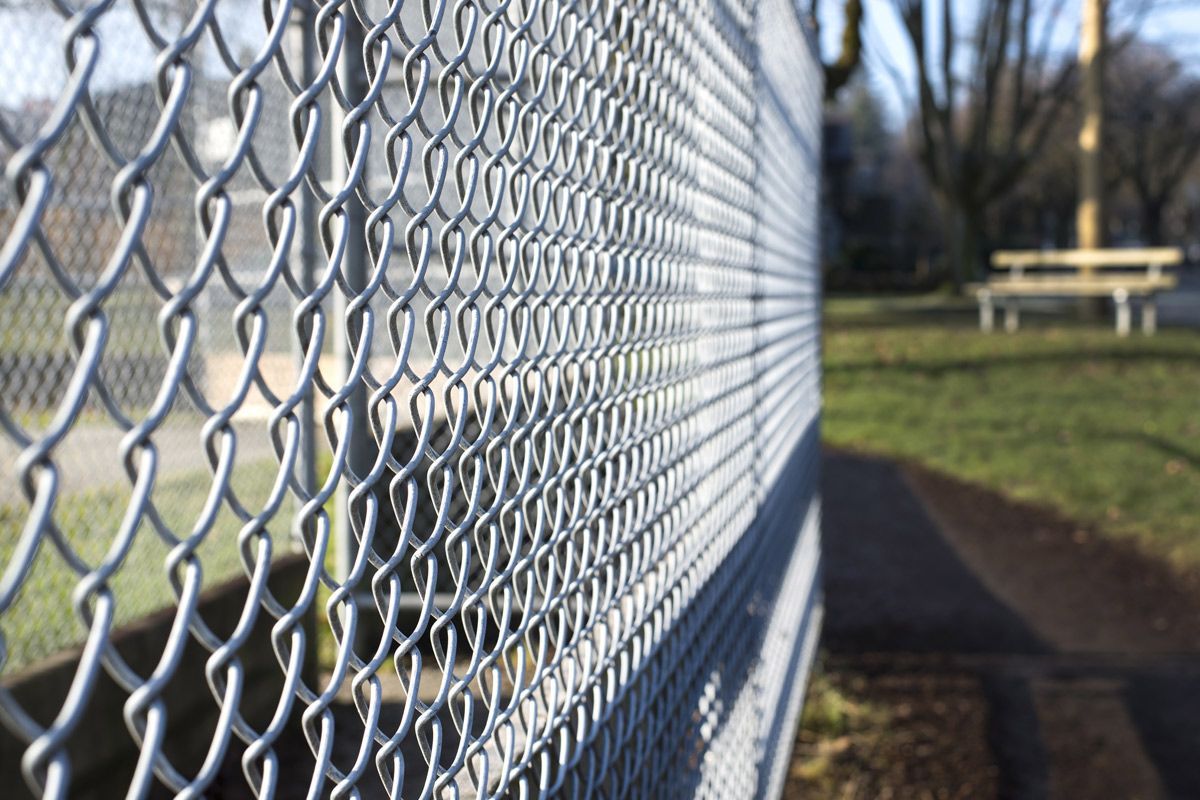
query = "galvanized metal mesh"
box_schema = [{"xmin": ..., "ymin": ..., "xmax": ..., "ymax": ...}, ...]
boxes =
[{"xmin": 0, "ymin": 0, "xmax": 823, "ymax": 794}]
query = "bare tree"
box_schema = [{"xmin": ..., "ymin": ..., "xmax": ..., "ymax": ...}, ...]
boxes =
[
  {"xmin": 892, "ymin": 0, "xmax": 1078, "ymax": 288},
  {"xmin": 887, "ymin": 0, "xmax": 1170, "ymax": 287},
  {"xmin": 811, "ymin": 0, "xmax": 865, "ymax": 102},
  {"xmin": 991, "ymin": 102, "xmax": 1080, "ymax": 250},
  {"xmin": 1107, "ymin": 41, "xmax": 1200, "ymax": 244}
]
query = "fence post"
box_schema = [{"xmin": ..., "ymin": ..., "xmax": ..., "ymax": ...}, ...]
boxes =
[
  {"xmin": 333, "ymin": 13, "xmax": 374, "ymax": 588},
  {"xmin": 291, "ymin": 0, "xmax": 318, "ymax": 523}
]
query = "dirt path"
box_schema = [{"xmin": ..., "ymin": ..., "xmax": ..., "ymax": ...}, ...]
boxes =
[{"xmin": 788, "ymin": 448, "xmax": 1200, "ymax": 799}]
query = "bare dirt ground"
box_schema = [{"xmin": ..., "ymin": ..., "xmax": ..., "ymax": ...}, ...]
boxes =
[{"xmin": 785, "ymin": 448, "xmax": 1200, "ymax": 799}]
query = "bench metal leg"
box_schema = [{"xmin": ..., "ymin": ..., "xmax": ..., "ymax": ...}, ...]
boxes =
[
  {"xmin": 1142, "ymin": 296, "xmax": 1157, "ymax": 335},
  {"xmin": 978, "ymin": 290, "xmax": 994, "ymax": 333},
  {"xmin": 1114, "ymin": 288, "xmax": 1131, "ymax": 337},
  {"xmin": 1004, "ymin": 299, "xmax": 1020, "ymax": 333}
]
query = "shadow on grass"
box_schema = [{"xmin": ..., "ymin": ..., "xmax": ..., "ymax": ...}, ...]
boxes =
[
  {"xmin": 824, "ymin": 296, "xmax": 1164, "ymax": 333},
  {"xmin": 825, "ymin": 310, "xmax": 980, "ymax": 331},
  {"xmin": 1131, "ymin": 431, "xmax": 1200, "ymax": 472},
  {"xmin": 825, "ymin": 347, "xmax": 1200, "ymax": 378}
]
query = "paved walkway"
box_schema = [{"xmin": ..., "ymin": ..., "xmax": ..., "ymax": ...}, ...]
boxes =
[
  {"xmin": 819, "ymin": 448, "xmax": 1200, "ymax": 799},
  {"xmin": 1156, "ymin": 268, "xmax": 1200, "ymax": 328},
  {"xmin": 0, "ymin": 418, "xmax": 278, "ymax": 504}
]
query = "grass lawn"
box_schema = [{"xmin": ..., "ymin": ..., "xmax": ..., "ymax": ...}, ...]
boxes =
[
  {"xmin": 1, "ymin": 457, "xmax": 294, "ymax": 672},
  {"xmin": 823, "ymin": 295, "xmax": 1200, "ymax": 568}
]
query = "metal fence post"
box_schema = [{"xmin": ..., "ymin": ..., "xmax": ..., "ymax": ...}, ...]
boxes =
[
  {"xmin": 291, "ymin": 0, "xmax": 318, "ymax": 526},
  {"xmin": 333, "ymin": 10, "xmax": 373, "ymax": 587}
]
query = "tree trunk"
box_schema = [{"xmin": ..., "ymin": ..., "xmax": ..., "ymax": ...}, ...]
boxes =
[
  {"xmin": 1142, "ymin": 200, "xmax": 1165, "ymax": 245},
  {"xmin": 943, "ymin": 200, "xmax": 983, "ymax": 293}
]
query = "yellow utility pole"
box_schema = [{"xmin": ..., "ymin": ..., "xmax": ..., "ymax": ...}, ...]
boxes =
[{"xmin": 1077, "ymin": 0, "xmax": 1106, "ymax": 252}]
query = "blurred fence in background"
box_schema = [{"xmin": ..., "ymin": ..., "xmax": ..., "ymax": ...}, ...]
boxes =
[{"xmin": 0, "ymin": 0, "xmax": 823, "ymax": 795}]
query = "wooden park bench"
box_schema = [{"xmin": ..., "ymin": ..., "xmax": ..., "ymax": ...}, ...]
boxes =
[{"xmin": 971, "ymin": 248, "xmax": 1183, "ymax": 336}]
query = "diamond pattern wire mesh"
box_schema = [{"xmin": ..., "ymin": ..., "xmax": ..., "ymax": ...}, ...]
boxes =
[{"xmin": 0, "ymin": 0, "xmax": 823, "ymax": 794}]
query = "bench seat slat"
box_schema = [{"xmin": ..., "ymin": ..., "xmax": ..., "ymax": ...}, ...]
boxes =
[
  {"xmin": 969, "ymin": 277, "xmax": 1176, "ymax": 296},
  {"xmin": 991, "ymin": 247, "xmax": 1183, "ymax": 269},
  {"xmin": 975, "ymin": 282, "xmax": 1174, "ymax": 297}
]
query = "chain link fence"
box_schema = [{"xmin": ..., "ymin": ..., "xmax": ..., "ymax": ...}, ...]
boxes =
[{"xmin": 0, "ymin": 0, "xmax": 824, "ymax": 794}]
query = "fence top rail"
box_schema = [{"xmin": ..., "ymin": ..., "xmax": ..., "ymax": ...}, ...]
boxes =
[{"xmin": 991, "ymin": 247, "xmax": 1184, "ymax": 269}]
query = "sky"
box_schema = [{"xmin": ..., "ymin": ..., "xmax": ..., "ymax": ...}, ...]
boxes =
[
  {"xmin": 0, "ymin": 2, "xmax": 268, "ymax": 111},
  {"xmin": 3, "ymin": 0, "xmax": 1197, "ymax": 122},
  {"xmin": 817, "ymin": 0, "xmax": 1200, "ymax": 129}
]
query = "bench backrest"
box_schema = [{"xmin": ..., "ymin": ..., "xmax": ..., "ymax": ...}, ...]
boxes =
[{"xmin": 991, "ymin": 247, "xmax": 1183, "ymax": 271}]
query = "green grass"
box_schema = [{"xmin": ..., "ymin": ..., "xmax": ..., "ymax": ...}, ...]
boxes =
[
  {"xmin": 790, "ymin": 666, "xmax": 889, "ymax": 792},
  {"xmin": 1, "ymin": 458, "xmax": 291, "ymax": 673},
  {"xmin": 0, "ymin": 284, "xmax": 164, "ymax": 358},
  {"xmin": 823, "ymin": 296, "xmax": 1200, "ymax": 568}
]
